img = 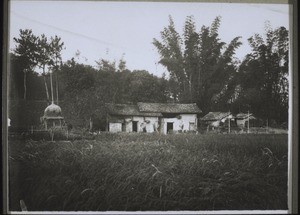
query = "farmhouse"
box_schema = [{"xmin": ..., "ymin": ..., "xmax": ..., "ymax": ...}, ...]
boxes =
[
  {"xmin": 200, "ymin": 112, "xmax": 233, "ymax": 130},
  {"xmin": 235, "ymin": 112, "xmax": 256, "ymax": 127},
  {"xmin": 106, "ymin": 102, "xmax": 201, "ymax": 134}
]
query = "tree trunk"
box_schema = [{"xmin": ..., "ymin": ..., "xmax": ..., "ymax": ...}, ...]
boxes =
[
  {"xmin": 23, "ymin": 70, "xmax": 27, "ymax": 100},
  {"xmin": 50, "ymin": 71, "xmax": 54, "ymax": 104},
  {"xmin": 43, "ymin": 74, "xmax": 50, "ymax": 103},
  {"xmin": 56, "ymin": 71, "xmax": 59, "ymax": 105},
  {"xmin": 189, "ymin": 74, "xmax": 192, "ymax": 102}
]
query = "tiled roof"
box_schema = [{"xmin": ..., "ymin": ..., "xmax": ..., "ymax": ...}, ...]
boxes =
[
  {"xmin": 106, "ymin": 103, "xmax": 162, "ymax": 117},
  {"xmin": 137, "ymin": 102, "xmax": 201, "ymax": 114}
]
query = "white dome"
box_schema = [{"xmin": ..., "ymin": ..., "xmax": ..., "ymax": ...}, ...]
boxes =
[{"xmin": 44, "ymin": 103, "xmax": 62, "ymax": 117}]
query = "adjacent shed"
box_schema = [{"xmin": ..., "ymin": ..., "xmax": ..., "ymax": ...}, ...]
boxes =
[
  {"xmin": 235, "ymin": 113, "xmax": 256, "ymax": 127},
  {"xmin": 200, "ymin": 112, "xmax": 233, "ymax": 130}
]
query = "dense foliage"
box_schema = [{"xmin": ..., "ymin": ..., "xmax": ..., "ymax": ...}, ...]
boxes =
[
  {"xmin": 153, "ymin": 16, "xmax": 242, "ymax": 113},
  {"xmin": 153, "ymin": 16, "xmax": 289, "ymax": 125},
  {"xmin": 9, "ymin": 16, "xmax": 289, "ymax": 129},
  {"xmin": 235, "ymin": 26, "xmax": 289, "ymax": 123},
  {"xmin": 9, "ymin": 133, "xmax": 288, "ymax": 211}
]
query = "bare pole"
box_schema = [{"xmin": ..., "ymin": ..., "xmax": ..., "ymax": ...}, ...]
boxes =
[
  {"xmin": 228, "ymin": 114, "xmax": 231, "ymax": 134},
  {"xmin": 56, "ymin": 70, "xmax": 59, "ymax": 105},
  {"xmin": 50, "ymin": 71, "xmax": 54, "ymax": 104},
  {"xmin": 247, "ymin": 110, "xmax": 250, "ymax": 134}
]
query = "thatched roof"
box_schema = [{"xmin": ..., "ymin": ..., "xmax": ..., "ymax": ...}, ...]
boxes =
[
  {"xmin": 236, "ymin": 113, "xmax": 256, "ymax": 120},
  {"xmin": 201, "ymin": 112, "xmax": 231, "ymax": 121},
  {"xmin": 106, "ymin": 103, "xmax": 162, "ymax": 117},
  {"xmin": 137, "ymin": 102, "xmax": 201, "ymax": 114}
]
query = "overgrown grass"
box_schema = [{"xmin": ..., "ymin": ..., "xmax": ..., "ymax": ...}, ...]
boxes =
[{"xmin": 8, "ymin": 133, "xmax": 288, "ymax": 211}]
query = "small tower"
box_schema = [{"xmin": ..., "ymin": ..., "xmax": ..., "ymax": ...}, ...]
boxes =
[
  {"xmin": 42, "ymin": 102, "xmax": 64, "ymax": 130},
  {"xmin": 41, "ymin": 69, "xmax": 65, "ymax": 130}
]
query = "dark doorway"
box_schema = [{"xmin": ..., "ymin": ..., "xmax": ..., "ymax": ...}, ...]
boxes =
[
  {"xmin": 122, "ymin": 122, "xmax": 126, "ymax": 132},
  {"xmin": 167, "ymin": 122, "xmax": 173, "ymax": 133},
  {"xmin": 132, "ymin": 121, "xmax": 138, "ymax": 132}
]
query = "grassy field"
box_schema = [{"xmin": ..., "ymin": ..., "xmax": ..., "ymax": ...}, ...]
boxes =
[{"xmin": 8, "ymin": 133, "xmax": 288, "ymax": 211}]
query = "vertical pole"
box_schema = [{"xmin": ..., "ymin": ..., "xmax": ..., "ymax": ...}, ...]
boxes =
[
  {"xmin": 50, "ymin": 71, "xmax": 54, "ymax": 104},
  {"xmin": 106, "ymin": 114, "xmax": 108, "ymax": 132},
  {"xmin": 89, "ymin": 117, "xmax": 93, "ymax": 131},
  {"xmin": 56, "ymin": 71, "xmax": 59, "ymax": 105},
  {"xmin": 228, "ymin": 117, "xmax": 231, "ymax": 133},
  {"xmin": 247, "ymin": 110, "xmax": 250, "ymax": 134}
]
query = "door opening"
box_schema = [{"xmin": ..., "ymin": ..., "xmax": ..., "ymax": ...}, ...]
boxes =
[
  {"xmin": 132, "ymin": 121, "xmax": 138, "ymax": 132},
  {"xmin": 167, "ymin": 122, "xmax": 173, "ymax": 133}
]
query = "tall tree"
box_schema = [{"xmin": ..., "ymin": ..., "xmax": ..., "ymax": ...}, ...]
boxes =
[
  {"xmin": 49, "ymin": 36, "xmax": 64, "ymax": 104},
  {"xmin": 35, "ymin": 34, "xmax": 65, "ymax": 104},
  {"xmin": 153, "ymin": 16, "xmax": 241, "ymax": 113},
  {"xmin": 36, "ymin": 34, "xmax": 52, "ymax": 102},
  {"xmin": 96, "ymin": 59, "xmax": 117, "ymax": 73},
  {"xmin": 236, "ymin": 25, "xmax": 289, "ymax": 124},
  {"xmin": 13, "ymin": 29, "xmax": 38, "ymax": 100},
  {"xmin": 153, "ymin": 16, "xmax": 185, "ymax": 102}
]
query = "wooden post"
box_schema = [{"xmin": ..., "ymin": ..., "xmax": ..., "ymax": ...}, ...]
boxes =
[
  {"xmin": 228, "ymin": 117, "xmax": 231, "ymax": 133},
  {"xmin": 89, "ymin": 117, "xmax": 93, "ymax": 131},
  {"xmin": 247, "ymin": 110, "xmax": 250, "ymax": 134},
  {"xmin": 106, "ymin": 114, "xmax": 109, "ymax": 132}
]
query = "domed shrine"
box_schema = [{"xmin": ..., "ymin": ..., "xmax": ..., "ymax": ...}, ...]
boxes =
[{"xmin": 41, "ymin": 102, "xmax": 64, "ymax": 130}]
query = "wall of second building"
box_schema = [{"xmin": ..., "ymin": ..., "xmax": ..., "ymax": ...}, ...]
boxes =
[
  {"xmin": 236, "ymin": 119, "xmax": 246, "ymax": 127},
  {"xmin": 236, "ymin": 118, "xmax": 257, "ymax": 128},
  {"xmin": 161, "ymin": 114, "xmax": 197, "ymax": 134}
]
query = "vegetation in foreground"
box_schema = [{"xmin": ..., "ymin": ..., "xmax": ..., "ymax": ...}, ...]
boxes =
[{"xmin": 9, "ymin": 133, "xmax": 288, "ymax": 211}]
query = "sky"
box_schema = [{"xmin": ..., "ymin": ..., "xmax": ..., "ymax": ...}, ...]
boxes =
[{"xmin": 9, "ymin": 0, "xmax": 290, "ymax": 77}]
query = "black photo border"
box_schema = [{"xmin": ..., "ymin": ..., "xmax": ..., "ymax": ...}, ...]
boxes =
[{"xmin": 2, "ymin": 0, "xmax": 298, "ymax": 214}]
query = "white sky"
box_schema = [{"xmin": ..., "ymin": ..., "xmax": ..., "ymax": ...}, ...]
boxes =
[{"xmin": 9, "ymin": 0, "xmax": 290, "ymax": 77}]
